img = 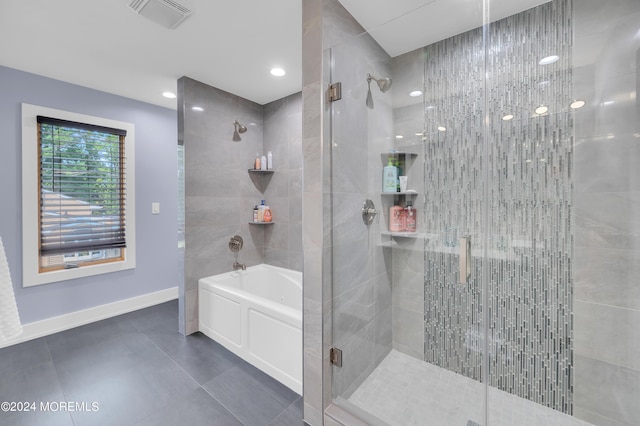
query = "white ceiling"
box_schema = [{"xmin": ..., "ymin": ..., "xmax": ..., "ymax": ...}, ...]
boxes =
[
  {"xmin": 338, "ymin": 0, "xmax": 550, "ymax": 57},
  {"xmin": 0, "ymin": 0, "xmax": 549, "ymax": 110},
  {"xmin": 0, "ymin": 0, "xmax": 302, "ymax": 108}
]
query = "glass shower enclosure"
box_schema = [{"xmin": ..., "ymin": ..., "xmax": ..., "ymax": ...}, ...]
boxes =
[{"xmin": 327, "ymin": 0, "xmax": 640, "ymax": 425}]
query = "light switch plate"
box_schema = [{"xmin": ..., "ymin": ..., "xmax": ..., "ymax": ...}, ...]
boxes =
[{"xmin": 152, "ymin": 202, "xmax": 160, "ymax": 214}]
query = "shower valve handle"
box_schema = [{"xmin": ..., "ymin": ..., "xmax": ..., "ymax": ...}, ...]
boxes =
[{"xmin": 362, "ymin": 199, "xmax": 378, "ymax": 226}]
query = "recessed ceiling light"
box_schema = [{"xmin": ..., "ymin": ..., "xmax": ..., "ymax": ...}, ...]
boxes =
[
  {"xmin": 426, "ymin": 105, "xmax": 435, "ymax": 110},
  {"xmin": 409, "ymin": 90, "xmax": 423, "ymax": 97},
  {"xmin": 192, "ymin": 106, "xmax": 204, "ymax": 112},
  {"xmin": 502, "ymin": 114, "xmax": 514, "ymax": 121},
  {"xmin": 540, "ymin": 158, "xmax": 546, "ymax": 162},
  {"xmin": 162, "ymin": 91, "xmax": 176, "ymax": 99},
  {"xmin": 603, "ymin": 100, "xmax": 615, "ymax": 106},
  {"xmin": 569, "ymin": 100, "xmax": 585, "ymax": 109},
  {"xmin": 437, "ymin": 126, "xmax": 446, "ymax": 132},
  {"xmin": 539, "ymin": 55, "xmax": 559, "ymax": 65},
  {"xmin": 270, "ymin": 68, "xmax": 286, "ymax": 77},
  {"xmin": 395, "ymin": 135, "xmax": 404, "ymax": 139},
  {"xmin": 415, "ymin": 132, "xmax": 424, "ymax": 136},
  {"xmin": 535, "ymin": 105, "xmax": 549, "ymax": 115}
]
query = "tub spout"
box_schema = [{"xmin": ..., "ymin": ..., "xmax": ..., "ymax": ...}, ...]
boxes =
[{"xmin": 233, "ymin": 261, "xmax": 246, "ymax": 271}]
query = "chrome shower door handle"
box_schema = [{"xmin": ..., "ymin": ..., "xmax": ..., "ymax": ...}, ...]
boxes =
[{"xmin": 459, "ymin": 235, "xmax": 471, "ymax": 285}]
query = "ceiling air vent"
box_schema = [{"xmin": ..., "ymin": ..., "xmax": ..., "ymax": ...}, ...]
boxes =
[{"xmin": 129, "ymin": 0, "xmax": 192, "ymax": 29}]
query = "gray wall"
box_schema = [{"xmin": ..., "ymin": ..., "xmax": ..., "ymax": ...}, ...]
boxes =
[
  {"xmin": 572, "ymin": 1, "xmax": 640, "ymax": 424},
  {"xmin": 263, "ymin": 93, "xmax": 304, "ymax": 271},
  {"xmin": 302, "ymin": 0, "xmax": 371, "ymax": 423},
  {"xmin": 179, "ymin": 76, "xmax": 302, "ymax": 336},
  {"xmin": 0, "ymin": 65, "xmax": 178, "ymax": 325},
  {"xmin": 329, "ymin": 31, "xmax": 395, "ymax": 399}
]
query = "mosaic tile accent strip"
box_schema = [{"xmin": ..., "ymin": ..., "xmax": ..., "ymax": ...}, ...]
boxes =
[{"xmin": 423, "ymin": 0, "xmax": 574, "ymax": 414}]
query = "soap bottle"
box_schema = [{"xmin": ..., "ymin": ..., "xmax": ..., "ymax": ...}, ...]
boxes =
[
  {"xmin": 257, "ymin": 200, "xmax": 265, "ymax": 222},
  {"xmin": 395, "ymin": 158, "xmax": 404, "ymax": 192},
  {"xmin": 267, "ymin": 151, "xmax": 273, "ymax": 170},
  {"xmin": 263, "ymin": 204, "xmax": 272, "ymax": 222},
  {"xmin": 382, "ymin": 157, "xmax": 398, "ymax": 193},
  {"xmin": 253, "ymin": 205, "xmax": 259, "ymax": 222},
  {"xmin": 389, "ymin": 200, "xmax": 404, "ymax": 232},
  {"xmin": 405, "ymin": 200, "xmax": 416, "ymax": 232},
  {"xmin": 261, "ymin": 154, "xmax": 267, "ymax": 171},
  {"xmin": 254, "ymin": 153, "xmax": 261, "ymax": 170}
]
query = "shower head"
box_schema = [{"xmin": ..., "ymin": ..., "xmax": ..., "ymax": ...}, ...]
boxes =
[
  {"xmin": 234, "ymin": 120, "xmax": 247, "ymax": 133},
  {"xmin": 367, "ymin": 74, "xmax": 392, "ymax": 93},
  {"xmin": 233, "ymin": 120, "xmax": 247, "ymax": 141},
  {"xmin": 366, "ymin": 73, "xmax": 392, "ymax": 109}
]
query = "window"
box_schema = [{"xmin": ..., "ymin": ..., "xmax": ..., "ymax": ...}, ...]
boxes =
[{"xmin": 22, "ymin": 104, "xmax": 136, "ymax": 286}]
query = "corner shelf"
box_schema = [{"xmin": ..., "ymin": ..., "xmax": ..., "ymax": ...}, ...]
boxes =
[
  {"xmin": 248, "ymin": 169, "xmax": 275, "ymax": 174},
  {"xmin": 380, "ymin": 152, "xmax": 418, "ymax": 163},
  {"xmin": 381, "ymin": 191, "xmax": 418, "ymax": 196},
  {"xmin": 381, "ymin": 231, "xmax": 421, "ymax": 238},
  {"xmin": 249, "ymin": 222, "xmax": 274, "ymax": 225}
]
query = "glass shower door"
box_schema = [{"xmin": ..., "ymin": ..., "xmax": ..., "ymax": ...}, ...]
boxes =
[
  {"xmin": 327, "ymin": 0, "xmax": 640, "ymax": 425},
  {"xmin": 327, "ymin": 1, "xmax": 490, "ymax": 422}
]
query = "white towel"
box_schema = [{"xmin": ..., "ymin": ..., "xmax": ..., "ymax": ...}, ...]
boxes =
[{"xmin": 0, "ymin": 236, "xmax": 23, "ymax": 342}]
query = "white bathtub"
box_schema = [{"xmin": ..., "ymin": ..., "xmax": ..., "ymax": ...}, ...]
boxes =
[{"xmin": 198, "ymin": 264, "xmax": 302, "ymax": 394}]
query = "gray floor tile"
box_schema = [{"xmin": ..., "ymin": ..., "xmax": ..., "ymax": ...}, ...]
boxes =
[
  {"xmin": 0, "ymin": 409, "xmax": 74, "ymax": 426},
  {"xmin": 0, "ymin": 301, "xmax": 304, "ymax": 426},
  {"xmin": 145, "ymin": 330, "xmax": 243, "ymax": 385},
  {"xmin": 50, "ymin": 332, "xmax": 167, "ymax": 392},
  {"xmin": 269, "ymin": 396, "xmax": 305, "ymax": 426},
  {"xmin": 203, "ymin": 364, "xmax": 299, "ymax": 426},
  {"xmin": 0, "ymin": 360, "xmax": 65, "ymax": 403},
  {"xmin": 0, "ymin": 338, "xmax": 51, "ymax": 377},
  {"xmin": 66, "ymin": 352, "xmax": 199, "ymax": 426},
  {"xmin": 135, "ymin": 388, "xmax": 243, "ymax": 426},
  {"xmin": 0, "ymin": 360, "xmax": 71, "ymax": 426},
  {"xmin": 123, "ymin": 300, "xmax": 179, "ymax": 334}
]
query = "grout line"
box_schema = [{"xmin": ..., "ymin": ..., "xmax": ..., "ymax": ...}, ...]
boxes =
[{"xmin": 574, "ymin": 298, "xmax": 640, "ymax": 313}]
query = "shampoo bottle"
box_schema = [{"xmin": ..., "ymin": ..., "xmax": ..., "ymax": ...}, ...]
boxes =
[
  {"xmin": 395, "ymin": 158, "xmax": 403, "ymax": 192},
  {"xmin": 261, "ymin": 155, "xmax": 267, "ymax": 171},
  {"xmin": 263, "ymin": 205, "xmax": 272, "ymax": 222},
  {"xmin": 405, "ymin": 201, "xmax": 416, "ymax": 232},
  {"xmin": 267, "ymin": 151, "xmax": 273, "ymax": 170},
  {"xmin": 382, "ymin": 158, "xmax": 398, "ymax": 193},
  {"xmin": 258, "ymin": 200, "xmax": 265, "ymax": 222},
  {"xmin": 254, "ymin": 153, "xmax": 261, "ymax": 170},
  {"xmin": 253, "ymin": 205, "xmax": 259, "ymax": 222},
  {"xmin": 389, "ymin": 200, "xmax": 404, "ymax": 232}
]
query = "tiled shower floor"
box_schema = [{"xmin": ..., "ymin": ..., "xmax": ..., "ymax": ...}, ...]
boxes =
[{"xmin": 348, "ymin": 350, "xmax": 594, "ymax": 426}]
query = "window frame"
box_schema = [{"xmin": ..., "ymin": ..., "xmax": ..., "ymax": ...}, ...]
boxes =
[{"xmin": 22, "ymin": 103, "xmax": 136, "ymax": 287}]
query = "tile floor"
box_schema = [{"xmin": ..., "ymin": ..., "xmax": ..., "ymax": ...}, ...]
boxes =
[
  {"xmin": 0, "ymin": 300, "xmax": 304, "ymax": 426},
  {"xmin": 348, "ymin": 350, "xmax": 595, "ymax": 426}
]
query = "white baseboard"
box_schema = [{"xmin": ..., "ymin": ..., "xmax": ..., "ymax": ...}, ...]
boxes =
[{"xmin": 0, "ymin": 287, "xmax": 178, "ymax": 349}]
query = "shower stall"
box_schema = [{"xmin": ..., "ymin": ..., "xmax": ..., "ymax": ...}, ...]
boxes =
[{"xmin": 318, "ymin": 0, "xmax": 640, "ymax": 424}]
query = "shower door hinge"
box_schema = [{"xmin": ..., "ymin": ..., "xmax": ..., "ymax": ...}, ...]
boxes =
[
  {"xmin": 330, "ymin": 347, "xmax": 343, "ymax": 367},
  {"xmin": 328, "ymin": 82, "xmax": 342, "ymax": 102}
]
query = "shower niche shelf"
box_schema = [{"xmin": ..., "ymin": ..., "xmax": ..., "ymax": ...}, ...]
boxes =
[
  {"xmin": 381, "ymin": 231, "xmax": 420, "ymax": 238},
  {"xmin": 248, "ymin": 221, "xmax": 274, "ymax": 225},
  {"xmin": 380, "ymin": 151, "xmax": 418, "ymax": 162},
  {"xmin": 381, "ymin": 191, "xmax": 418, "ymax": 197},
  {"xmin": 381, "ymin": 151, "xmax": 420, "ymax": 236},
  {"xmin": 248, "ymin": 169, "xmax": 275, "ymax": 174}
]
